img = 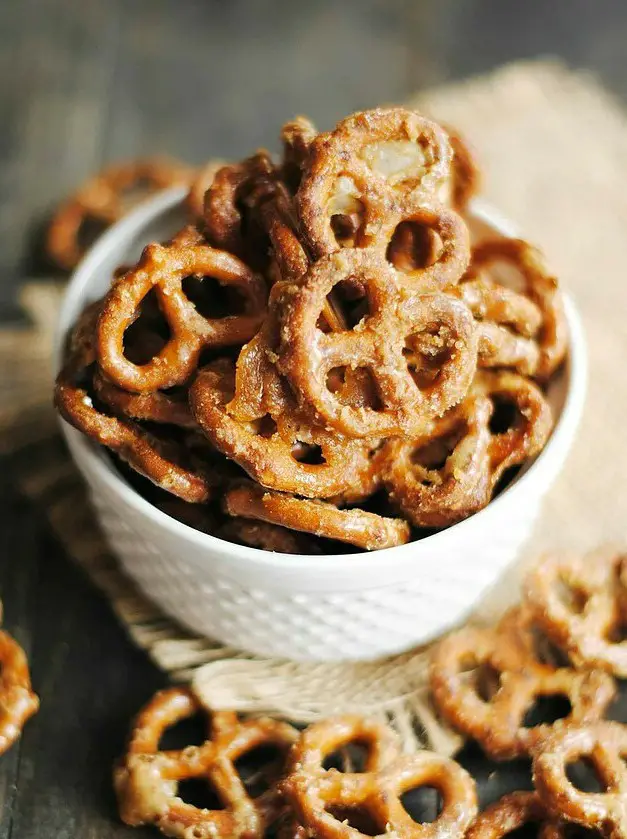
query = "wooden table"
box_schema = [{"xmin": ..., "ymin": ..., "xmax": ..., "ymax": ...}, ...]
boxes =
[{"xmin": 2, "ymin": 1, "xmax": 627, "ymax": 834}]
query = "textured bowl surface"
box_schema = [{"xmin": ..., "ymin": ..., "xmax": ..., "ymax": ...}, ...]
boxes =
[{"xmin": 56, "ymin": 188, "xmax": 587, "ymax": 661}]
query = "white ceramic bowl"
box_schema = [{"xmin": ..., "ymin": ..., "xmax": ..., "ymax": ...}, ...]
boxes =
[{"xmin": 56, "ymin": 188, "xmax": 586, "ymax": 662}]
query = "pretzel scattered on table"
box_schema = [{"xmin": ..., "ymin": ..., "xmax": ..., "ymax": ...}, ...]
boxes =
[
  {"xmin": 532, "ymin": 722, "xmax": 627, "ymax": 838},
  {"xmin": 430, "ymin": 606, "xmax": 616, "ymax": 760},
  {"xmin": 0, "ymin": 630, "xmax": 39, "ymax": 755},
  {"xmin": 281, "ymin": 714, "xmax": 477, "ymax": 839}
]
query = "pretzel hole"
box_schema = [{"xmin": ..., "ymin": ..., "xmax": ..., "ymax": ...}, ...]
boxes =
[
  {"xmin": 123, "ymin": 289, "xmax": 171, "ymax": 364},
  {"xmin": 182, "ymin": 275, "xmax": 246, "ymax": 319},
  {"xmin": 158, "ymin": 712, "xmax": 208, "ymax": 751},
  {"xmin": 400, "ymin": 785, "xmax": 443, "ymax": 824},
  {"xmin": 521, "ymin": 694, "xmax": 572, "ymax": 728},
  {"xmin": 253, "ymin": 415, "xmax": 278, "ymax": 439},
  {"xmin": 291, "ymin": 444, "xmax": 326, "ymax": 466},
  {"xmin": 404, "ymin": 327, "xmax": 455, "ymax": 389},
  {"xmin": 77, "ymin": 214, "xmax": 110, "ymax": 255},
  {"xmin": 235, "ymin": 744, "xmax": 285, "ymax": 798},
  {"xmin": 326, "ymin": 805, "xmax": 381, "ymax": 835},
  {"xmin": 566, "ymin": 758, "xmax": 607, "ymax": 793},
  {"xmin": 322, "ymin": 743, "xmax": 370, "ymax": 773},
  {"xmin": 326, "ymin": 368, "xmax": 383, "ymax": 411},
  {"xmin": 457, "ymin": 657, "xmax": 502, "ymax": 701},
  {"xmin": 387, "ymin": 222, "xmax": 443, "ymax": 273},
  {"xmin": 498, "ymin": 824, "xmax": 543, "ymax": 839},
  {"xmin": 177, "ymin": 778, "xmax": 226, "ymax": 811},
  {"xmin": 555, "ymin": 577, "xmax": 589, "ymax": 615},
  {"xmin": 330, "ymin": 213, "xmax": 361, "ymax": 248},
  {"xmin": 321, "ymin": 288, "xmax": 371, "ymax": 331},
  {"xmin": 410, "ymin": 424, "xmax": 467, "ymax": 480},
  {"xmin": 488, "ymin": 396, "xmax": 519, "ymax": 435}
]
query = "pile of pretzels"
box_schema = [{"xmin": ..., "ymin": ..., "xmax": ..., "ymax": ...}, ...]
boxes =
[
  {"xmin": 54, "ymin": 106, "xmax": 567, "ymax": 552},
  {"xmin": 113, "ymin": 551, "xmax": 627, "ymax": 839}
]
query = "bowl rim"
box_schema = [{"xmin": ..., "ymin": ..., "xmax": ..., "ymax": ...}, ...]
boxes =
[{"xmin": 56, "ymin": 187, "xmax": 587, "ymax": 572}]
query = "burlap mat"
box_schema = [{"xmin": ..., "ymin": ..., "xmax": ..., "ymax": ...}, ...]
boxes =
[{"xmin": 5, "ymin": 60, "xmax": 627, "ymax": 754}]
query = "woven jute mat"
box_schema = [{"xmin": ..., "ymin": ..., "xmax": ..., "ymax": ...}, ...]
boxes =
[{"xmin": 5, "ymin": 60, "xmax": 627, "ymax": 755}]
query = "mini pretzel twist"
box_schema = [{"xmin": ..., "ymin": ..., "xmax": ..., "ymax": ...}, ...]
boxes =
[
  {"xmin": 281, "ymin": 714, "xmax": 477, "ymax": 839},
  {"xmin": 115, "ymin": 686, "xmax": 298, "ymax": 838},
  {"xmin": 277, "ymin": 248, "xmax": 478, "ymax": 438},
  {"xmin": 47, "ymin": 157, "xmax": 194, "ymax": 270},
  {"xmin": 463, "ymin": 238, "xmax": 568, "ymax": 380},
  {"xmin": 97, "ymin": 226, "xmax": 267, "ymax": 392},
  {"xmin": 532, "ymin": 722, "xmax": 627, "ymax": 838},
  {"xmin": 525, "ymin": 552, "xmax": 627, "ymax": 677},
  {"xmin": 465, "ymin": 791, "xmax": 571, "ymax": 839},
  {"xmin": 56, "ymin": 300, "xmax": 215, "ymax": 502},
  {"xmin": 190, "ymin": 361, "xmax": 377, "ymax": 500},
  {"xmin": 0, "ymin": 630, "xmax": 39, "ymax": 755},
  {"xmin": 223, "ymin": 482, "xmax": 410, "ymax": 552},
  {"xmin": 297, "ymin": 107, "xmax": 454, "ymax": 259},
  {"xmin": 381, "ymin": 370, "xmax": 553, "ymax": 527},
  {"xmin": 430, "ymin": 607, "xmax": 616, "ymax": 761}
]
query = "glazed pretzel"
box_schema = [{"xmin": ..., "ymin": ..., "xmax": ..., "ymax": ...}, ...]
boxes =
[
  {"xmin": 445, "ymin": 126, "xmax": 481, "ymax": 213},
  {"xmin": 430, "ymin": 607, "xmax": 616, "ymax": 761},
  {"xmin": 466, "ymin": 238, "xmax": 567, "ymax": 380},
  {"xmin": 297, "ymin": 107, "xmax": 454, "ymax": 260},
  {"xmin": 97, "ymin": 226, "xmax": 267, "ymax": 392},
  {"xmin": 115, "ymin": 686, "xmax": 298, "ymax": 837},
  {"xmin": 191, "ymin": 360, "xmax": 377, "ymax": 499},
  {"xmin": 223, "ymin": 482, "xmax": 410, "ymax": 551},
  {"xmin": 47, "ymin": 157, "xmax": 194, "ymax": 270},
  {"xmin": 186, "ymin": 158, "xmax": 227, "ymax": 221},
  {"xmin": 203, "ymin": 151, "xmax": 280, "ymax": 264},
  {"xmin": 56, "ymin": 301, "xmax": 215, "ymax": 502},
  {"xmin": 281, "ymin": 714, "xmax": 477, "ymax": 839},
  {"xmin": 277, "ymin": 248, "xmax": 477, "ymax": 438},
  {"xmin": 525, "ymin": 552, "xmax": 627, "ymax": 677},
  {"xmin": 0, "ymin": 630, "xmax": 39, "ymax": 755},
  {"xmin": 280, "ymin": 115, "xmax": 317, "ymax": 193},
  {"xmin": 532, "ymin": 722, "xmax": 627, "ymax": 838},
  {"xmin": 381, "ymin": 370, "xmax": 552, "ymax": 527},
  {"xmin": 466, "ymin": 792, "xmax": 568, "ymax": 839},
  {"xmin": 93, "ymin": 369, "xmax": 196, "ymax": 429}
]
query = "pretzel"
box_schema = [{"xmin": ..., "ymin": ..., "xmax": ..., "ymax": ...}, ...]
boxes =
[
  {"xmin": 93, "ymin": 369, "xmax": 196, "ymax": 429},
  {"xmin": 97, "ymin": 226, "xmax": 267, "ymax": 392},
  {"xmin": 532, "ymin": 722, "xmax": 627, "ymax": 838},
  {"xmin": 280, "ymin": 116, "xmax": 317, "ymax": 193},
  {"xmin": 47, "ymin": 157, "xmax": 194, "ymax": 270},
  {"xmin": 430, "ymin": 607, "xmax": 616, "ymax": 760},
  {"xmin": 381, "ymin": 370, "xmax": 553, "ymax": 527},
  {"xmin": 56, "ymin": 302, "xmax": 215, "ymax": 502},
  {"xmin": 281, "ymin": 714, "xmax": 477, "ymax": 839},
  {"xmin": 186, "ymin": 158, "xmax": 227, "ymax": 221},
  {"xmin": 203, "ymin": 152, "xmax": 280, "ymax": 265},
  {"xmin": 115, "ymin": 686, "xmax": 298, "ymax": 837},
  {"xmin": 191, "ymin": 360, "xmax": 378, "ymax": 499},
  {"xmin": 446, "ymin": 127, "xmax": 481, "ymax": 213},
  {"xmin": 297, "ymin": 107, "xmax": 453, "ymax": 260},
  {"xmin": 0, "ymin": 630, "xmax": 39, "ymax": 755},
  {"xmin": 223, "ymin": 482, "xmax": 411, "ymax": 551},
  {"xmin": 466, "ymin": 238, "xmax": 567, "ymax": 380},
  {"xmin": 276, "ymin": 248, "xmax": 477, "ymax": 438},
  {"xmin": 216, "ymin": 517, "xmax": 323, "ymax": 554},
  {"xmin": 525, "ymin": 552, "xmax": 627, "ymax": 677},
  {"xmin": 466, "ymin": 792, "xmax": 568, "ymax": 839}
]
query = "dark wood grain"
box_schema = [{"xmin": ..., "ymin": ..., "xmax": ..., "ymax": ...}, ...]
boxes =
[{"xmin": 2, "ymin": 0, "xmax": 627, "ymax": 834}]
